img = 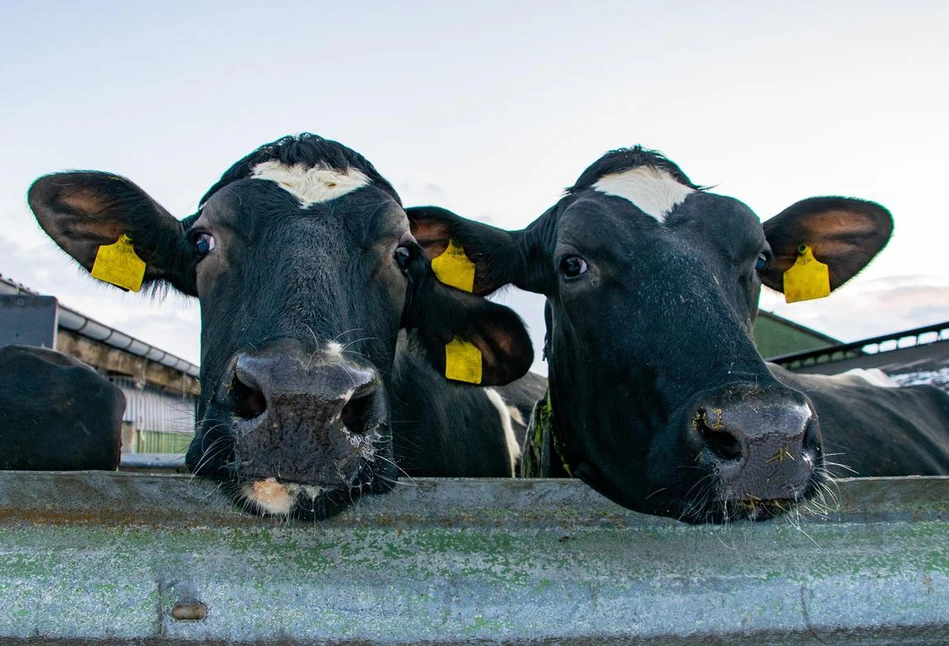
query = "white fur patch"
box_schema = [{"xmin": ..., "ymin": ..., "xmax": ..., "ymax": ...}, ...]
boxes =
[
  {"xmin": 593, "ymin": 165, "xmax": 693, "ymax": 221},
  {"xmin": 246, "ymin": 478, "xmax": 294, "ymax": 516},
  {"xmin": 839, "ymin": 368, "xmax": 901, "ymax": 388},
  {"xmin": 325, "ymin": 341, "xmax": 344, "ymax": 360},
  {"xmin": 484, "ymin": 388, "xmax": 520, "ymax": 477},
  {"xmin": 507, "ymin": 405, "xmax": 525, "ymax": 427},
  {"xmin": 243, "ymin": 478, "xmax": 327, "ymax": 517},
  {"xmin": 252, "ymin": 161, "xmax": 369, "ymax": 207}
]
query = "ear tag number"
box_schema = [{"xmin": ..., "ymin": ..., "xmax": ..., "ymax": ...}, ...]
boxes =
[
  {"xmin": 91, "ymin": 234, "xmax": 146, "ymax": 292},
  {"xmin": 431, "ymin": 239, "xmax": 476, "ymax": 292},
  {"xmin": 445, "ymin": 337, "xmax": 483, "ymax": 384},
  {"xmin": 783, "ymin": 244, "xmax": 830, "ymax": 303}
]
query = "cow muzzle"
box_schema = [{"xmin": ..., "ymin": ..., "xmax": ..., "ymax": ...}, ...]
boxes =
[
  {"xmin": 685, "ymin": 383, "xmax": 823, "ymax": 520},
  {"xmin": 221, "ymin": 347, "xmax": 388, "ymax": 488}
]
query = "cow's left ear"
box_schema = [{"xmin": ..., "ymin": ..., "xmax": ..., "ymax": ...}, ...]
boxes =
[
  {"xmin": 759, "ymin": 196, "xmax": 893, "ymax": 293},
  {"xmin": 401, "ymin": 252, "xmax": 533, "ymax": 386}
]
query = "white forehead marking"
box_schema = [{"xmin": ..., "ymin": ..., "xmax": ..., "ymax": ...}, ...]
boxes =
[
  {"xmin": 592, "ymin": 165, "xmax": 694, "ymax": 221},
  {"xmin": 484, "ymin": 388, "xmax": 520, "ymax": 477},
  {"xmin": 251, "ymin": 160, "xmax": 369, "ymax": 207}
]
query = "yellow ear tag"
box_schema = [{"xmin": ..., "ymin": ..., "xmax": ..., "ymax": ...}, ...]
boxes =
[
  {"xmin": 431, "ymin": 239, "xmax": 476, "ymax": 292},
  {"xmin": 783, "ymin": 244, "xmax": 830, "ymax": 303},
  {"xmin": 445, "ymin": 336, "xmax": 483, "ymax": 384},
  {"xmin": 90, "ymin": 234, "xmax": 146, "ymax": 292}
]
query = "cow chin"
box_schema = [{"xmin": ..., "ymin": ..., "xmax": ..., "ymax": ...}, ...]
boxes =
[
  {"xmin": 575, "ymin": 457, "xmax": 827, "ymax": 525},
  {"xmin": 227, "ymin": 428, "xmax": 398, "ymax": 521}
]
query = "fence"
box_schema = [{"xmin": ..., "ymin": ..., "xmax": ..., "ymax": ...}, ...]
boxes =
[
  {"xmin": 112, "ymin": 377, "xmax": 197, "ymax": 453},
  {"xmin": 1, "ymin": 472, "xmax": 948, "ymax": 643}
]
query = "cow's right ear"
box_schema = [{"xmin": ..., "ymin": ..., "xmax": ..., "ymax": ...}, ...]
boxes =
[
  {"xmin": 28, "ymin": 172, "xmax": 197, "ymax": 296},
  {"xmin": 407, "ymin": 206, "xmax": 544, "ymax": 295},
  {"xmin": 759, "ymin": 196, "xmax": 893, "ymax": 294}
]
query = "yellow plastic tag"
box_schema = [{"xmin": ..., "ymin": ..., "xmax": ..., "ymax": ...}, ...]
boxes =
[
  {"xmin": 431, "ymin": 239, "xmax": 475, "ymax": 292},
  {"xmin": 90, "ymin": 234, "xmax": 146, "ymax": 292},
  {"xmin": 444, "ymin": 336, "xmax": 483, "ymax": 384},
  {"xmin": 783, "ymin": 245, "xmax": 830, "ymax": 303}
]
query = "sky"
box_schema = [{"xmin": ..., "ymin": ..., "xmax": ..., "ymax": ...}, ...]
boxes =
[{"xmin": 2, "ymin": 1, "xmax": 948, "ymax": 374}]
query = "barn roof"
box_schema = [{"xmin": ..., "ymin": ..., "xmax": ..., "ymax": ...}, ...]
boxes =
[{"xmin": 0, "ymin": 273, "xmax": 198, "ymax": 378}]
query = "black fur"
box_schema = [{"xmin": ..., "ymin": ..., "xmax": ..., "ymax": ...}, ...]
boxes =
[
  {"xmin": 0, "ymin": 345, "xmax": 124, "ymax": 470},
  {"xmin": 28, "ymin": 134, "xmax": 536, "ymax": 521},
  {"xmin": 411, "ymin": 146, "xmax": 947, "ymax": 525}
]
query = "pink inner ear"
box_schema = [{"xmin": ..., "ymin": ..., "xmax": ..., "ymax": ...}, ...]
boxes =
[
  {"xmin": 409, "ymin": 218, "xmax": 452, "ymax": 261},
  {"xmin": 805, "ymin": 209, "xmax": 879, "ymax": 233}
]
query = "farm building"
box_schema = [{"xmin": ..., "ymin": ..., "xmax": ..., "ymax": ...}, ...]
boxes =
[
  {"xmin": 770, "ymin": 319, "xmax": 949, "ymax": 392},
  {"xmin": 753, "ymin": 310, "xmax": 840, "ymax": 358},
  {"xmin": 0, "ymin": 273, "xmax": 199, "ymax": 454}
]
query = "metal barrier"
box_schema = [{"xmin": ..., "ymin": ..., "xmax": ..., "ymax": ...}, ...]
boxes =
[
  {"xmin": 770, "ymin": 320, "xmax": 949, "ymax": 371},
  {"xmin": 1, "ymin": 472, "xmax": 948, "ymax": 644}
]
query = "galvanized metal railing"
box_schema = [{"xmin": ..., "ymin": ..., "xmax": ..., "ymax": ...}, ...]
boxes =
[
  {"xmin": 1, "ymin": 472, "xmax": 948, "ymax": 644},
  {"xmin": 770, "ymin": 319, "xmax": 949, "ymax": 370}
]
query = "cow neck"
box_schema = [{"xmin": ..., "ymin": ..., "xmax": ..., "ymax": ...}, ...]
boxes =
[{"xmin": 522, "ymin": 391, "xmax": 575, "ymax": 478}]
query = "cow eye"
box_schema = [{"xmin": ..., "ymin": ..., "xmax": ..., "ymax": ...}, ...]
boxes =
[
  {"xmin": 194, "ymin": 232, "xmax": 216, "ymax": 258},
  {"xmin": 394, "ymin": 245, "xmax": 415, "ymax": 271},
  {"xmin": 560, "ymin": 255, "xmax": 589, "ymax": 279},
  {"xmin": 755, "ymin": 252, "xmax": 770, "ymax": 272}
]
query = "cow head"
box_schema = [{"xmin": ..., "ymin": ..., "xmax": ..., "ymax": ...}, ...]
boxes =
[
  {"xmin": 28, "ymin": 134, "xmax": 532, "ymax": 520},
  {"xmin": 407, "ymin": 146, "xmax": 892, "ymax": 523}
]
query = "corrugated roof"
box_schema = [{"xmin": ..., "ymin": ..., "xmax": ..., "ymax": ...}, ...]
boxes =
[{"xmin": 0, "ymin": 273, "xmax": 199, "ymax": 377}]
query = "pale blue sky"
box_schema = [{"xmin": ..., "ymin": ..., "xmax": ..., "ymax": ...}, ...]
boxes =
[{"xmin": 2, "ymin": 1, "xmax": 948, "ymax": 371}]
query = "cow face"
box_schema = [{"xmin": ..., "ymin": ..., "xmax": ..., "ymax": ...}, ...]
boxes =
[
  {"xmin": 408, "ymin": 147, "xmax": 892, "ymax": 523},
  {"xmin": 29, "ymin": 134, "xmax": 532, "ymax": 520}
]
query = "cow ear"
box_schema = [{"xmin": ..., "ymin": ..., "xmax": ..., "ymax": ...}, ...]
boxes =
[
  {"xmin": 760, "ymin": 196, "xmax": 893, "ymax": 293},
  {"xmin": 28, "ymin": 172, "xmax": 196, "ymax": 296},
  {"xmin": 406, "ymin": 206, "xmax": 525, "ymax": 296},
  {"xmin": 402, "ymin": 255, "xmax": 534, "ymax": 386}
]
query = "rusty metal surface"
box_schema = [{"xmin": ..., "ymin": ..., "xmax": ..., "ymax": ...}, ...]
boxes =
[{"xmin": 1, "ymin": 472, "xmax": 948, "ymax": 644}]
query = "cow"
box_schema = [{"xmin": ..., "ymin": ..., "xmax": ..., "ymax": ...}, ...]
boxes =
[
  {"xmin": 405, "ymin": 146, "xmax": 949, "ymax": 524},
  {"xmin": 28, "ymin": 133, "xmax": 535, "ymax": 520},
  {"xmin": 0, "ymin": 344, "xmax": 124, "ymax": 470}
]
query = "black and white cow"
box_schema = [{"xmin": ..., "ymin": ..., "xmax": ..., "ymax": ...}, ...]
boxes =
[
  {"xmin": 0, "ymin": 344, "xmax": 125, "ymax": 470},
  {"xmin": 28, "ymin": 134, "xmax": 534, "ymax": 520},
  {"xmin": 407, "ymin": 146, "xmax": 949, "ymax": 523}
]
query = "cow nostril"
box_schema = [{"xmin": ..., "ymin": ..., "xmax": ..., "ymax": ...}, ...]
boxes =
[
  {"xmin": 696, "ymin": 409, "xmax": 743, "ymax": 462},
  {"xmin": 340, "ymin": 384, "xmax": 380, "ymax": 435},
  {"xmin": 232, "ymin": 373, "xmax": 267, "ymax": 421}
]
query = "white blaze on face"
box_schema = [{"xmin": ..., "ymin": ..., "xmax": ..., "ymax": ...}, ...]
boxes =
[
  {"xmin": 251, "ymin": 161, "xmax": 370, "ymax": 207},
  {"xmin": 593, "ymin": 165, "xmax": 694, "ymax": 221},
  {"xmin": 484, "ymin": 388, "xmax": 521, "ymax": 477}
]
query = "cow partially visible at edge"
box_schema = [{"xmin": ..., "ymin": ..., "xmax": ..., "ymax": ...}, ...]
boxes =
[
  {"xmin": 0, "ymin": 344, "xmax": 124, "ymax": 471},
  {"xmin": 28, "ymin": 133, "xmax": 539, "ymax": 520},
  {"xmin": 406, "ymin": 146, "xmax": 949, "ymax": 524}
]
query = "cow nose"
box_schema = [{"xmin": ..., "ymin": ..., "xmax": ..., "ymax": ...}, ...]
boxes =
[
  {"xmin": 231, "ymin": 354, "xmax": 381, "ymax": 432},
  {"xmin": 226, "ymin": 351, "xmax": 386, "ymax": 484},
  {"xmin": 692, "ymin": 385, "xmax": 817, "ymax": 500}
]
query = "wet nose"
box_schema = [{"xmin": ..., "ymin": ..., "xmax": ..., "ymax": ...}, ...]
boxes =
[
  {"xmin": 228, "ymin": 350, "xmax": 385, "ymax": 483},
  {"xmin": 692, "ymin": 385, "xmax": 818, "ymax": 500}
]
